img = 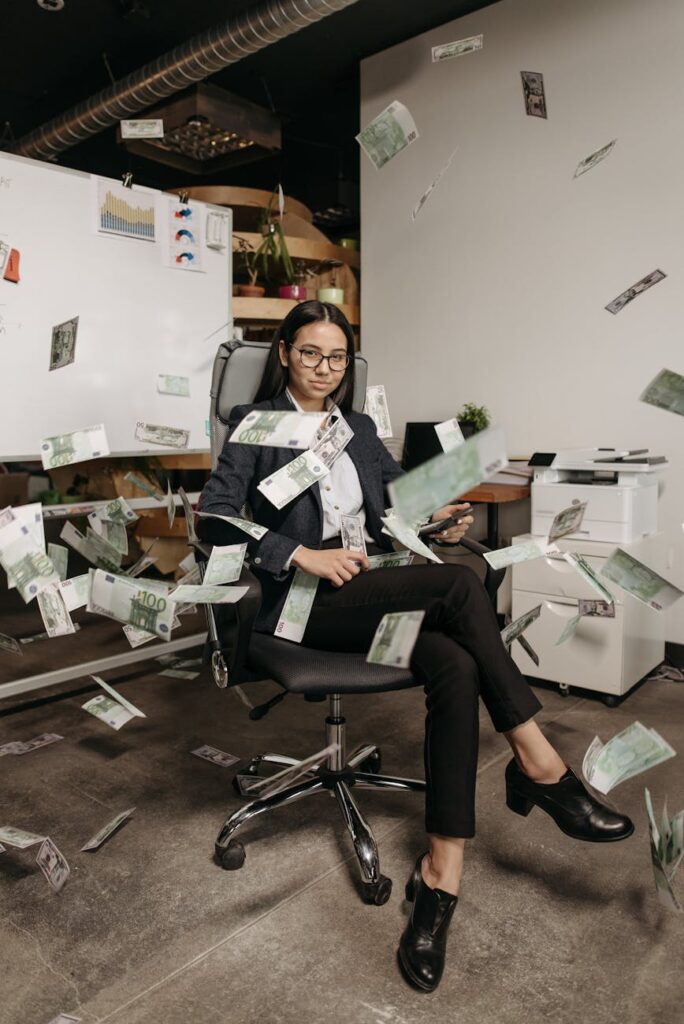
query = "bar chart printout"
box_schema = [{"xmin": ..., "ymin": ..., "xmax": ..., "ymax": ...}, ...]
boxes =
[{"xmin": 96, "ymin": 179, "xmax": 156, "ymax": 242}]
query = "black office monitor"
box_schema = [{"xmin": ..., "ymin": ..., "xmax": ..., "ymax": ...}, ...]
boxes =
[{"xmin": 401, "ymin": 422, "xmax": 444, "ymax": 471}]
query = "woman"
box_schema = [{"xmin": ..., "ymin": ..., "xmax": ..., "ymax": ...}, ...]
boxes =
[{"xmin": 199, "ymin": 301, "xmax": 634, "ymax": 993}]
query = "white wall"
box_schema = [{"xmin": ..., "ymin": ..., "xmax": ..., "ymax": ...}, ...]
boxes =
[{"xmin": 361, "ymin": 0, "xmax": 684, "ymax": 642}]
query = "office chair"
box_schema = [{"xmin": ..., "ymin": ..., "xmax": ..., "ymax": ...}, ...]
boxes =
[{"xmin": 188, "ymin": 339, "xmax": 505, "ymax": 906}]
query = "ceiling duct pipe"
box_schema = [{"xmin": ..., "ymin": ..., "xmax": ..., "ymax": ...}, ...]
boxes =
[{"xmin": 13, "ymin": 0, "xmax": 361, "ymax": 161}]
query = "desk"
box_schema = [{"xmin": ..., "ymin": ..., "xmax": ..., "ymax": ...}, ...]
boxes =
[{"xmin": 457, "ymin": 482, "xmax": 531, "ymax": 550}]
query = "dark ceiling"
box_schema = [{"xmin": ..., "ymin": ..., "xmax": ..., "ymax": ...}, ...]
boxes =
[{"xmin": 2, "ymin": 0, "xmax": 497, "ymax": 229}]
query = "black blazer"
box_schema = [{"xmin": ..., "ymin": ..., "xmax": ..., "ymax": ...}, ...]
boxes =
[{"xmin": 198, "ymin": 389, "xmax": 406, "ymax": 633}]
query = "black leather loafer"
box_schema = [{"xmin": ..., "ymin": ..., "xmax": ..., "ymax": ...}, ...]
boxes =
[
  {"xmin": 505, "ymin": 757, "xmax": 634, "ymax": 842},
  {"xmin": 397, "ymin": 852, "xmax": 458, "ymax": 993}
]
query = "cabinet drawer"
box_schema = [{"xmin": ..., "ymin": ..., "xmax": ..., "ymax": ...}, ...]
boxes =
[
  {"xmin": 511, "ymin": 550, "xmax": 618, "ymax": 603},
  {"xmin": 510, "ymin": 589, "xmax": 625, "ymax": 695}
]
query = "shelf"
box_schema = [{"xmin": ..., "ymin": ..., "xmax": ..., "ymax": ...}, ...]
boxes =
[
  {"xmin": 233, "ymin": 296, "xmax": 360, "ymax": 326},
  {"xmin": 233, "ymin": 232, "xmax": 359, "ymax": 270}
]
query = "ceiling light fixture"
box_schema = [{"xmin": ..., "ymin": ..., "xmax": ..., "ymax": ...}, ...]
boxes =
[
  {"xmin": 37, "ymin": 0, "xmax": 65, "ymax": 10},
  {"xmin": 118, "ymin": 83, "xmax": 281, "ymax": 175}
]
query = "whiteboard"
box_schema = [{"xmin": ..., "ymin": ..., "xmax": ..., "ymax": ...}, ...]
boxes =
[{"xmin": 0, "ymin": 152, "xmax": 232, "ymax": 460}]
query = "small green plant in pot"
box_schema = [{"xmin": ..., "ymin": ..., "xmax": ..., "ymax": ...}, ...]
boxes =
[
  {"xmin": 457, "ymin": 402, "xmax": 491, "ymax": 438},
  {"xmin": 234, "ymin": 236, "xmax": 265, "ymax": 298}
]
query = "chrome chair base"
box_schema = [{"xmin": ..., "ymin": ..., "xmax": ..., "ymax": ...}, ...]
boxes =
[{"xmin": 214, "ymin": 696, "xmax": 425, "ymax": 905}]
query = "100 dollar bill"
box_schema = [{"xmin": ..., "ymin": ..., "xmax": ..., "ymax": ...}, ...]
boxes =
[
  {"xmin": 135, "ymin": 421, "xmax": 189, "ymax": 449},
  {"xmin": 432, "ymin": 34, "xmax": 483, "ymax": 62}
]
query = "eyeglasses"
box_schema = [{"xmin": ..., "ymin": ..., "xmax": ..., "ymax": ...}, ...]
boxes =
[{"xmin": 290, "ymin": 345, "xmax": 350, "ymax": 372}]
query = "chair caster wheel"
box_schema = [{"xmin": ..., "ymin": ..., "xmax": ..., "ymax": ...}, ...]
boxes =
[
  {"xmin": 360, "ymin": 749, "xmax": 382, "ymax": 774},
  {"xmin": 216, "ymin": 841, "xmax": 245, "ymax": 870},
  {"xmin": 602, "ymin": 694, "xmax": 619, "ymax": 708},
  {"xmin": 361, "ymin": 874, "xmax": 392, "ymax": 905}
]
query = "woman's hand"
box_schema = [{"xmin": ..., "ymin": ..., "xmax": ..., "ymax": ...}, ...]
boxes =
[
  {"xmin": 429, "ymin": 503, "xmax": 474, "ymax": 544},
  {"xmin": 291, "ymin": 546, "xmax": 369, "ymax": 587}
]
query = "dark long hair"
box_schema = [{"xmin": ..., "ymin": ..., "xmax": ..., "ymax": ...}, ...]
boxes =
[{"xmin": 253, "ymin": 300, "xmax": 356, "ymax": 412}]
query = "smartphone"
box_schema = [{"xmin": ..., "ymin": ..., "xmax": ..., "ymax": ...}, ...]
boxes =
[{"xmin": 417, "ymin": 504, "xmax": 473, "ymax": 537}]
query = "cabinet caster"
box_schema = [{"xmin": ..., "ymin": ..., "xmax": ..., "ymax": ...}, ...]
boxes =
[
  {"xmin": 558, "ymin": 684, "xmax": 570, "ymax": 698},
  {"xmin": 602, "ymin": 694, "xmax": 619, "ymax": 708},
  {"xmin": 216, "ymin": 841, "xmax": 246, "ymax": 870},
  {"xmin": 360, "ymin": 749, "xmax": 382, "ymax": 774},
  {"xmin": 361, "ymin": 874, "xmax": 393, "ymax": 906}
]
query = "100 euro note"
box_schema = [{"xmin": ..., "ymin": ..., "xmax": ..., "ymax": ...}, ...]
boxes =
[
  {"xmin": 60, "ymin": 521, "xmax": 120, "ymax": 572},
  {"xmin": 583, "ymin": 721, "xmax": 675, "ymax": 794},
  {"xmin": 380, "ymin": 512, "xmax": 443, "ymax": 564},
  {"xmin": 40, "ymin": 423, "xmax": 110, "ymax": 469},
  {"xmin": 195, "ymin": 510, "xmax": 268, "ymax": 541},
  {"xmin": 258, "ymin": 449, "xmax": 330, "ymax": 510},
  {"xmin": 275, "ymin": 569, "xmax": 319, "ymax": 643},
  {"xmin": 600, "ymin": 547, "xmax": 683, "ymax": 611},
  {"xmin": 563, "ymin": 551, "xmax": 614, "ymax": 603},
  {"xmin": 367, "ymin": 610, "xmax": 426, "ymax": 669},
  {"xmin": 91, "ymin": 496, "xmax": 138, "ymax": 524},
  {"xmin": 356, "ymin": 101, "xmax": 419, "ymax": 170},
  {"xmin": 639, "ymin": 367, "xmax": 684, "ymax": 417},
  {"xmin": 484, "ymin": 539, "xmax": 552, "ymax": 570},
  {"xmin": 87, "ymin": 569, "xmax": 176, "ymax": 639},
  {"xmin": 0, "ymin": 523, "xmax": 59, "ymax": 602},
  {"xmin": 389, "ymin": 425, "xmax": 507, "ymax": 524},
  {"xmin": 367, "ymin": 550, "xmax": 414, "ymax": 570},
  {"xmin": 230, "ymin": 409, "xmax": 326, "ymax": 449},
  {"xmin": 202, "ymin": 542, "xmax": 247, "ymax": 585}
]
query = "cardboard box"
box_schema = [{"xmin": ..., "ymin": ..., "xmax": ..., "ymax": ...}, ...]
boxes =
[{"xmin": 0, "ymin": 472, "xmax": 29, "ymax": 507}]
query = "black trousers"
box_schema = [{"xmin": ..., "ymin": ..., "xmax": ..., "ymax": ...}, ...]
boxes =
[{"xmin": 300, "ymin": 541, "xmax": 543, "ymax": 838}]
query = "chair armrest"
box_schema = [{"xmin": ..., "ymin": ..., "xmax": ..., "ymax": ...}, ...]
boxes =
[
  {"xmin": 431, "ymin": 535, "xmax": 506, "ymax": 605},
  {"xmin": 190, "ymin": 540, "xmax": 263, "ymax": 683}
]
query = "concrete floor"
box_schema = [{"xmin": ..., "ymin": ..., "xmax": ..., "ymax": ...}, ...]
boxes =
[{"xmin": 1, "ymin": 657, "xmax": 683, "ymax": 1024}]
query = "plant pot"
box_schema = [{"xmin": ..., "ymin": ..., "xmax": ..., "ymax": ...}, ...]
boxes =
[
  {"xmin": 458, "ymin": 420, "xmax": 478, "ymax": 439},
  {"xmin": 279, "ymin": 284, "xmax": 307, "ymax": 300},
  {"xmin": 317, "ymin": 287, "xmax": 345, "ymax": 305},
  {"xmin": 237, "ymin": 284, "xmax": 266, "ymax": 298}
]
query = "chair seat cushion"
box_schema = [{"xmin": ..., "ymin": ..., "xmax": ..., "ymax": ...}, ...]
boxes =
[{"xmin": 247, "ymin": 631, "xmax": 418, "ymax": 696}]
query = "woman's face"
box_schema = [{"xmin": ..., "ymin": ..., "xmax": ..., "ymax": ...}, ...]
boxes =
[{"xmin": 279, "ymin": 320, "xmax": 349, "ymax": 407}]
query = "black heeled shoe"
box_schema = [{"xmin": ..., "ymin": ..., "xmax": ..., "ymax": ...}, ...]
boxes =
[
  {"xmin": 397, "ymin": 852, "xmax": 459, "ymax": 993},
  {"xmin": 505, "ymin": 757, "xmax": 634, "ymax": 842}
]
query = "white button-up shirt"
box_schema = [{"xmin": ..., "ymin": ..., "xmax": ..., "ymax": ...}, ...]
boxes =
[{"xmin": 283, "ymin": 387, "xmax": 374, "ymax": 568}]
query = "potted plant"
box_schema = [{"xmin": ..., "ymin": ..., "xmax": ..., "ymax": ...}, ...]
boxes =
[
  {"xmin": 456, "ymin": 402, "xmax": 491, "ymax": 438},
  {"xmin": 316, "ymin": 258, "xmax": 345, "ymax": 305},
  {"xmin": 233, "ymin": 235, "xmax": 266, "ymax": 298},
  {"xmin": 254, "ymin": 186, "xmax": 296, "ymax": 297}
]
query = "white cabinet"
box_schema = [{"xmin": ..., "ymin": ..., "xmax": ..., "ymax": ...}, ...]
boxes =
[{"xmin": 510, "ymin": 533, "xmax": 665, "ymax": 698}]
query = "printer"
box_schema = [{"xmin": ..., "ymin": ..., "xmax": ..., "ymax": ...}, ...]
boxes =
[{"xmin": 528, "ymin": 448, "xmax": 668, "ymax": 544}]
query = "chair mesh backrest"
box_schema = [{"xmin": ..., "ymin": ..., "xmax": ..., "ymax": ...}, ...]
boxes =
[{"xmin": 208, "ymin": 340, "xmax": 369, "ymax": 470}]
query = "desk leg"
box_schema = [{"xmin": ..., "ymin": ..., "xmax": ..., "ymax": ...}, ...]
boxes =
[{"xmin": 487, "ymin": 503, "xmax": 499, "ymax": 550}]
